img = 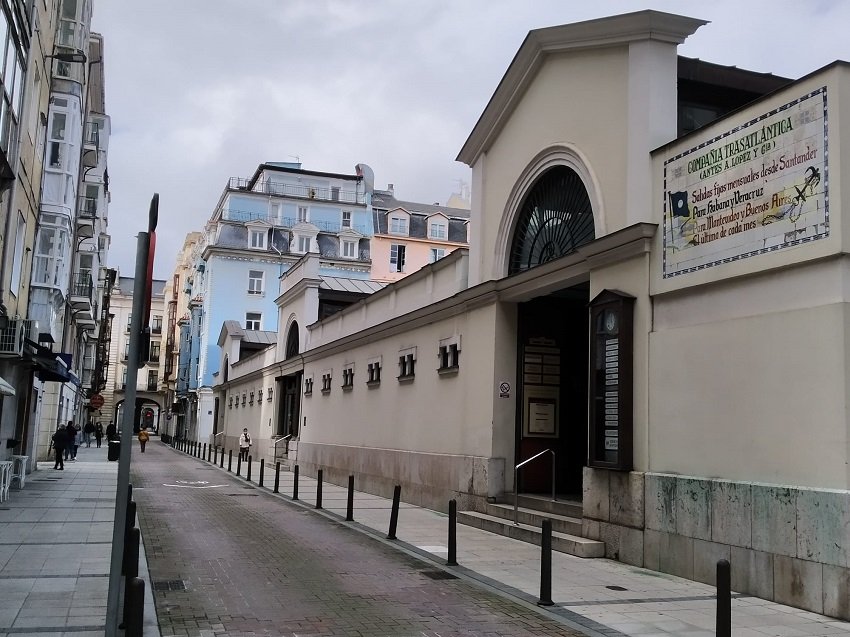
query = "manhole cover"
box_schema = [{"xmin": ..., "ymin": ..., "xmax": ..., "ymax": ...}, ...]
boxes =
[
  {"xmin": 421, "ymin": 570, "xmax": 458, "ymax": 580},
  {"xmin": 153, "ymin": 580, "xmax": 186, "ymax": 591},
  {"xmin": 606, "ymin": 585, "xmax": 628, "ymax": 591}
]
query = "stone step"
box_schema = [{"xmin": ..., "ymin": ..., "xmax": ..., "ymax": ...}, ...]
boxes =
[
  {"xmin": 481, "ymin": 502, "xmax": 583, "ymax": 536},
  {"xmin": 457, "ymin": 510, "xmax": 604, "ymax": 558},
  {"xmin": 495, "ymin": 494, "xmax": 583, "ymax": 519}
]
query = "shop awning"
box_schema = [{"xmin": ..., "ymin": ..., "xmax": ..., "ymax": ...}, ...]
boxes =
[{"xmin": 0, "ymin": 375, "xmax": 15, "ymax": 396}]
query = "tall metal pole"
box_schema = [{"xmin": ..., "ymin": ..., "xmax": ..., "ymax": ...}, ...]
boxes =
[{"xmin": 106, "ymin": 197, "xmax": 156, "ymax": 635}]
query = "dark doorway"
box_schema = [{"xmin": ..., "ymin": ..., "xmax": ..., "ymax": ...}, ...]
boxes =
[
  {"xmin": 515, "ymin": 283, "xmax": 589, "ymax": 498},
  {"xmin": 276, "ymin": 372, "xmax": 302, "ymax": 439}
]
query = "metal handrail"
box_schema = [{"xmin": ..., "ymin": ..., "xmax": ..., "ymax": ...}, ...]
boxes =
[
  {"xmin": 212, "ymin": 431, "xmax": 224, "ymax": 446},
  {"xmin": 513, "ymin": 449, "xmax": 556, "ymax": 525},
  {"xmin": 272, "ymin": 433, "xmax": 292, "ymax": 448}
]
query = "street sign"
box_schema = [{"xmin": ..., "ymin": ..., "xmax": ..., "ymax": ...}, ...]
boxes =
[{"xmin": 89, "ymin": 393, "xmax": 104, "ymax": 409}]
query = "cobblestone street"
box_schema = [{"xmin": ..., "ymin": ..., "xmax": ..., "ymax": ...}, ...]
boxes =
[{"xmin": 131, "ymin": 442, "xmax": 584, "ymax": 637}]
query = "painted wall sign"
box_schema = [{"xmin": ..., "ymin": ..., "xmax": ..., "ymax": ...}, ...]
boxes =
[{"xmin": 663, "ymin": 88, "xmax": 829, "ymax": 278}]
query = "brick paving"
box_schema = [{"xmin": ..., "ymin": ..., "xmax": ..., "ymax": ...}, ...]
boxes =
[{"xmin": 131, "ymin": 442, "xmax": 585, "ymax": 637}]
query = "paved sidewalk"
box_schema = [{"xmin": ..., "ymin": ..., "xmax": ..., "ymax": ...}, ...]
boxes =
[
  {"xmin": 178, "ymin": 442, "xmax": 850, "ymax": 637},
  {"xmin": 0, "ymin": 441, "xmax": 159, "ymax": 636}
]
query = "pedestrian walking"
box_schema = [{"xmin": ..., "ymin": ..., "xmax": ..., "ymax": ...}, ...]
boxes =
[
  {"xmin": 238, "ymin": 428, "xmax": 251, "ymax": 461},
  {"xmin": 68, "ymin": 422, "xmax": 80, "ymax": 460},
  {"xmin": 64, "ymin": 422, "xmax": 77, "ymax": 460},
  {"xmin": 83, "ymin": 421, "xmax": 94, "ymax": 447},
  {"xmin": 138, "ymin": 428, "xmax": 149, "ymax": 453},
  {"xmin": 94, "ymin": 422, "xmax": 103, "ymax": 448},
  {"xmin": 51, "ymin": 425, "xmax": 66, "ymax": 470}
]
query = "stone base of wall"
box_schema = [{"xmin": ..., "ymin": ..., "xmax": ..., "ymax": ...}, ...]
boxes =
[
  {"xmin": 583, "ymin": 467, "xmax": 850, "ymax": 621},
  {"xmin": 295, "ymin": 442, "xmax": 505, "ymax": 513}
]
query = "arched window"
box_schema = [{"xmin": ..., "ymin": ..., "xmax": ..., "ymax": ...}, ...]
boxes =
[
  {"xmin": 285, "ymin": 322, "xmax": 299, "ymax": 359},
  {"xmin": 508, "ymin": 166, "xmax": 595, "ymax": 275}
]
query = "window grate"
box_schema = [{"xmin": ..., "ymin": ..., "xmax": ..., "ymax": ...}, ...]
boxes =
[{"xmin": 152, "ymin": 580, "xmax": 186, "ymax": 591}]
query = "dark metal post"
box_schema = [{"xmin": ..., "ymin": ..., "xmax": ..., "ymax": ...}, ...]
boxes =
[
  {"xmin": 220, "ymin": 447, "xmax": 224, "ymax": 468},
  {"xmin": 122, "ymin": 528, "xmax": 140, "ymax": 624},
  {"xmin": 316, "ymin": 469, "xmax": 323, "ymax": 509},
  {"xmin": 259, "ymin": 460, "xmax": 264, "ymax": 487},
  {"xmin": 125, "ymin": 577, "xmax": 145, "ymax": 637},
  {"xmin": 203, "ymin": 443, "xmax": 206, "ymax": 460},
  {"xmin": 293, "ymin": 464, "xmax": 299, "ymax": 500},
  {"xmin": 273, "ymin": 462, "xmax": 280, "ymax": 493},
  {"xmin": 121, "ymin": 501, "xmax": 136, "ymax": 575},
  {"xmin": 716, "ymin": 559, "xmax": 731, "ymax": 637},
  {"xmin": 387, "ymin": 485, "xmax": 401, "ymax": 539},
  {"xmin": 213, "ymin": 446, "xmax": 218, "ymax": 465},
  {"xmin": 447, "ymin": 499, "xmax": 458, "ymax": 566},
  {"xmin": 247, "ymin": 455, "xmax": 252, "ymax": 481},
  {"xmin": 227, "ymin": 450, "xmax": 232, "ymax": 472},
  {"xmin": 538, "ymin": 519, "xmax": 553, "ymax": 606},
  {"xmin": 345, "ymin": 475, "xmax": 354, "ymax": 521},
  {"xmin": 236, "ymin": 453, "xmax": 242, "ymax": 476}
]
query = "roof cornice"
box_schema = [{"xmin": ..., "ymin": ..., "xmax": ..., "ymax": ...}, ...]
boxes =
[{"xmin": 456, "ymin": 11, "xmax": 707, "ymax": 166}]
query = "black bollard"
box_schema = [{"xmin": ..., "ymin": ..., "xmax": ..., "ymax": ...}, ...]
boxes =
[
  {"xmin": 227, "ymin": 450, "xmax": 232, "ymax": 472},
  {"xmin": 316, "ymin": 469, "xmax": 323, "ymax": 509},
  {"xmin": 259, "ymin": 460, "xmax": 264, "ymax": 487},
  {"xmin": 447, "ymin": 499, "xmax": 458, "ymax": 566},
  {"xmin": 125, "ymin": 576, "xmax": 145, "ymax": 637},
  {"xmin": 387, "ymin": 485, "xmax": 401, "ymax": 540},
  {"xmin": 220, "ymin": 447, "xmax": 224, "ymax": 468},
  {"xmin": 203, "ymin": 443, "xmax": 207, "ymax": 460},
  {"xmin": 122, "ymin": 527, "xmax": 140, "ymax": 624},
  {"xmin": 346, "ymin": 475, "xmax": 354, "ymax": 521},
  {"xmin": 716, "ymin": 559, "xmax": 731, "ymax": 637},
  {"xmin": 274, "ymin": 462, "xmax": 280, "ymax": 493},
  {"xmin": 247, "ymin": 455, "xmax": 252, "ymax": 481},
  {"xmin": 236, "ymin": 453, "xmax": 242, "ymax": 476},
  {"xmin": 121, "ymin": 514, "xmax": 137, "ymax": 576},
  {"xmin": 537, "ymin": 519, "xmax": 554, "ymax": 606},
  {"xmin": 293, "ymin": 464, "xmax": 299, "ymax": 500},
  {"xmin": 213, "ymin": 446, "xmax": 218, "ymax": 465}
]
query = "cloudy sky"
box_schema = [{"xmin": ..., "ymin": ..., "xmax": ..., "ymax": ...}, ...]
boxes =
[{"xmin": 90, "ymin": 0, "xmax": 849, "ymax": 279}]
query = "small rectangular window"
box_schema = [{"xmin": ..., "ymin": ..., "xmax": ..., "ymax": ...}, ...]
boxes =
[
  {"xmin": 398, "ymin": 353, "xmax": 415, "ymax": 380},
  {"xmin": 331, "ymin": 186, "xmax": 340, "ymax": 201},
  {"xmin": 429, "ymin": 221, "xmax": 447, "ymax": 239},
  {"xmin": 429, "ymin": 248, "xmax": 446, "ymax": 263},
  {"xmin": 250, "ymin": 229, "xmax": 266, "ymax": 249},
  {"xmin": 248, "ymin": 269, "xmax": 264, "ymax": 295},
  {"xmin": 390, "ymin": 244, "xmax": 406, "ymax": 272},
  {"xmin": 298, "ymin": 206, "xmax": 308, "ymax": 223},
  {"xmin": 367, "ymin": 361, "xmax": 381, "ymax": 385},
  {"xmin": 342, "ymin": 240, "xmax": 356, "ymax": 258},
  {"xmin": 304, "ymin": 377, "xmax": 313, "ymax": 395},
  {"xmin": 341, "ymin": 210, "xmax": 351, "ymax": 228},
  {"xmin": 390, "ymin": 216, "xmax": 408, "ymax": 234},
  {"xmin": 245, "ymin": 312, "xmax": 261, "ymax": 330},
  {"xmin": 298, "ymin": 236, "xmax": 311, "ymax": 253}
]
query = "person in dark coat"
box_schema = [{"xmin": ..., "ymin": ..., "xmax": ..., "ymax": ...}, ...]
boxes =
[
  {"xmin": 94, "ymin": 423, "xmax": 104, "ymax": 448},
  {"xmin": 52, "ymin": 425, "xmax": 67, "ymax": 470},
  {"xmin": 106, "ymin": 423, "xmax": 116, "ymax": 440}
]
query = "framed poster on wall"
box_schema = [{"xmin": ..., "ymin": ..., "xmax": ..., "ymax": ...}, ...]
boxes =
[{"xmin": 523, "ymin": 385, "xmax": 559, "ymax": 437}]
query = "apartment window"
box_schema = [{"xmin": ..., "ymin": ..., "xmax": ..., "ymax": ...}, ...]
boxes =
[
  {"xmin": 429, "ymin": 248, "xmax": 446, "ymax": 263},
  {"xmin": 258, "ymin": 388, "xmax": 263, "ymax": 401},
  {"xmin": 10, "ymin": 212, "xmax": 25, "ymax": 293},
  {"xmin": 123, "ymin": 342, "xmax": 129, "ymax": 360},
  {"xmin": 248, "ymin": 269, "xmax": 264, "ymax": 295},
  {"xmin": 126, "ymin": 314, "xmax": 132, "ymax": 332},
  {"xmin": 398, "ymin": 348, "xmax": 416, "ymax": 382},
  {"xmin": 150, "ymin": 342, "xmax": 161, "ymax": 362},
  {"xmin": 235, "ymin": 395, "xmax": 239, "ymax": 408},
  {"xmin": 304, "ymin": 377, "xmax": 313, "ymax": 395},
  {"xmin": 367, "ymin": 359, "xmax": 381, "ymax": 386},
  {"xmin": 245, "ymin": 312, "xmax": 261, "ymax": 331},
  {"xmin": 152, "ymin": 315, "xmax": 163, "ymax": 333},
  {"xmin": 390, "ymin": 216, "xmax": 408, "ymax": 234},
  {"xmin": 268, "ymin": 386, "xmax": 274, "ymax": 401},
  {"xmin": 389, "ymin": 244, "xmax": 406, "ymax": 273},
  {"xmin": 121, "ymin": 367, "xmax": 127, "ymax": 388},
  {"xmin": 249, "ymin": 391, "xmax": 254, "ymax": 405},
  {"xmin": 298, "ymin": 235, "xmax": 311, "ymax": 253},
  {"xmin": 429, "ymin": 221, "xmax": 447, "ymax": 239},
  {"xmin": 297, "ymin": 206, "xmax": 308, "ymax": 223},
  {"xmin": 228, "ymin": 396, "xmax": 233, "ymax": 408},
  {"xmin": 242, "ymin": 393, "xmax": 246, "ymax": 406},
  {"xmin": 341, "ymin": 366, "xmax": 354, "ymax": 391},
  {"xmin": 331, "ymin": 186, "xmax": 340, "ymax": 201},
  {"xmin": 342, "ymin": 240, "xmax": 356, "ymax": 258},
  {"xmin": 321, "ymin": 372, "xmax": 332, "ymax": 394},
  {"xmin": 250, "ymin": 229, "xmax": 266, "ymax": 249},
  {"xmin": 147, "ymin": 370, "xmax": 157, "ymax": 391},
  {"xmin": 341, "ymin": 210, "xmax": 351, "ymax": 228}
]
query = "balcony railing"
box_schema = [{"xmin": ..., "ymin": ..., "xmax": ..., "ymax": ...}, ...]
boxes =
[
  {"xmin": 146, "ymin": 383, "xmax": 158, "ymax": 392},
  {"xmin": 229, "ymin": 177, "xmax": 364, "ymax": 204},
  {"xmin": 152, "ymin": 325, "xmax": 162, "ymax": 334},
  {"xmin": 221, "ymin": 208, "xmax": 366, "ymax": 234},
  {"xmin": 84, "ymin": 122, "xmax": 99, "ymax": 148},
  {"xmin": 70, "ymin": 273, "xmax": 94, "ymax": 302},
  {"xmin": 79, "ymin": 196, "xmax": 97, "ymax": 218}
]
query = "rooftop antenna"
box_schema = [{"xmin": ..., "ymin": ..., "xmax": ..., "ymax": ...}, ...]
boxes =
[{"xmin": 289, "ymin": 155, "xmax": 301, "ymax": 165}]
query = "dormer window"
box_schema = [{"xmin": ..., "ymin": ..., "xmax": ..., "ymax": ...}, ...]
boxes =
[
  {"xmin": 342, "ymin": 240, "xmax": 357, "ymax": 259},
  {"xmin": 390, "ymin": 216, "xmax": 408, "ymax": 235},
  {"xmin": 250, "ymin": 229, "xmax": 266, "ymax": 249},
  {"xmin": 298, "ymin": 236, "xmax": 311, "ymax": 253},
  {"xmin": 429, "ymin": 220, "xmax": 447, "ymax": 240}
]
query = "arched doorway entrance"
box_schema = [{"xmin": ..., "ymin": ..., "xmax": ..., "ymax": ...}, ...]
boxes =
[
  {"xmin": 276, "ymin": 322, "xmax": 302, "ymax": 442},
  {"xmin": 508, "ymin": 165, "xmax": 596, "ymax": 497},
  {"xmin": 114, "ymin": 397, "xmax": 163, "ymax": 434}
]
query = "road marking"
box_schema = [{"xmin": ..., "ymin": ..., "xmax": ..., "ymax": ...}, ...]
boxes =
[{"xmin": 163, "ymin": 483, "xmax": 227, "ymax": 489}]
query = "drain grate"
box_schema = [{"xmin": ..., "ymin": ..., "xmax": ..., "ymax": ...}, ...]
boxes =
[
  {"xmin": 153, "ymin": 580, "xmax": 186, "ymax": 591},
  {"xmin": 421, "ymin": 570, "xmax": 458, "ymax": 580}
]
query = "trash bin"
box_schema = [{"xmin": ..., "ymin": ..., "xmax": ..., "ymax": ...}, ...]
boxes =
[{"xmin": 107, "ymin": 439, "xmax": 121, "ymax": 461}]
